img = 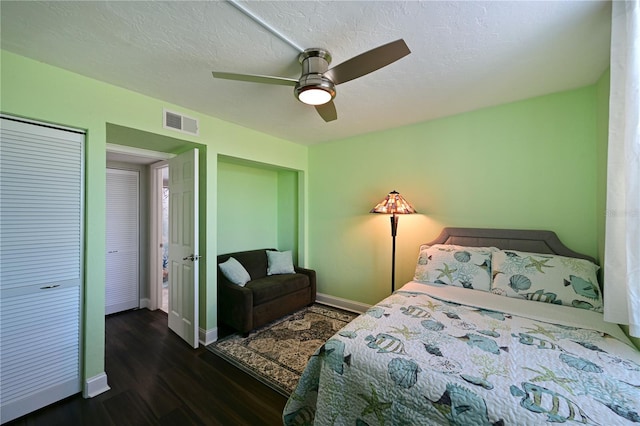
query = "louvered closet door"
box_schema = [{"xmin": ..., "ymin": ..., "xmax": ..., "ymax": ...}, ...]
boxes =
[
  {"xmin": 0, "ymin": 116, "xmax": 83, "ymax": 424},
  {"xmin": 106, "ymin": 168, "xmax": 139, "ymax": 315}
]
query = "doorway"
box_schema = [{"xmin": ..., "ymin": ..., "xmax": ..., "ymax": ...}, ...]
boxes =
[
  {"xmin": 106, "ymin": 144, "xmax": 173, "ymax": 315},
  {"xmin": 105, "ymin": 125, "xmax": 202, "ymax": 348},
  {"xmin": 160, "ymin": 165, "xmax": 169, "ymax": 313},
  {"xmin": 150, "ymin": 160, "xmax": 171, "ymax": 314}
]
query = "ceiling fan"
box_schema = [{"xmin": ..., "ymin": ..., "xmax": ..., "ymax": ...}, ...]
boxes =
[{"xmin": 212, "ymin": 39, "xmax": 411, "ymax": 122}]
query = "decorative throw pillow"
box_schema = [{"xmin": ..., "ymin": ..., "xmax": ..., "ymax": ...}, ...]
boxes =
[
  {"xmin": 413, "ymin": 244, "xmax": 496, "ymax": 291},
  {"xmin": 218, "ymin": 257, "xmax": 251, "ymax": 286},
  {"xmin": 490, "ymin": 250, "xmax": 602, "ymax": 312},
  {"xmin": 267, "ymin": 250, "xmax": 295, "ymax": 275}
]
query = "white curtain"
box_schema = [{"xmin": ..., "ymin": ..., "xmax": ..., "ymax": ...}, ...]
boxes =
[{"xmin": 604, "ymin": 0, "xmax": 640, "ymax": 336}]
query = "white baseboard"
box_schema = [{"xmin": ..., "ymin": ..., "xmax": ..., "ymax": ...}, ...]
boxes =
[
  {"xmin": 316, "ymin": 292, "xmax": 370, "ymax": 314},
  {"xmin": 139, "ymin": 298, "xmax": 150, "ymax": 309},
  {"xmin": 199, "ymin": 326, "xmax": 218, "ymax": 346},
  {"xmin": 83, "ymin": 372, "xmax": 110, "ymax": 398}
]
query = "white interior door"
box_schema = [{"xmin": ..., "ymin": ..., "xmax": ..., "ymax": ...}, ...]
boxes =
[
  {"xmin": 168, "ymin": 149, "xmax": 199, "ymax": 348},
  {"xmin": 105, "ymin": 168, "xmax": 139, "ymax": 315}
]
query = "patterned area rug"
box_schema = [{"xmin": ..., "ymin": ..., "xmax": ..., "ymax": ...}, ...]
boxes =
[{"xmin": 206, "ymin": 303, "xmax": 359, "ymax": 396}]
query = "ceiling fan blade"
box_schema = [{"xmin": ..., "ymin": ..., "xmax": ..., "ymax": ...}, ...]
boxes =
[
  {"xmin": 212, "ymin": 71, "xmax": 298, "ymax": 87},
  {"xmin": 315, "ymin": 101, "xmax": 337, "ymax": 122},
  {"xmin": 324, "ymin": 39, "xmax": 410, "ymax": 85}
]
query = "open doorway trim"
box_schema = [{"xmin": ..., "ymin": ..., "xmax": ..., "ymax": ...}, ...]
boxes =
[
  {"xmin": 106, "ymin": 143, "xmax": 175, "ymax": 163},
  {"xmin": 149, "ymin": 160, "xmax": 169, "ymax": 311}
]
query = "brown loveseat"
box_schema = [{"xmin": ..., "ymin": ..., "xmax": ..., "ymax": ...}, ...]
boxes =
[{"xmin": 217, "ymin": 249, "xmax": 316, "ymax": 334}]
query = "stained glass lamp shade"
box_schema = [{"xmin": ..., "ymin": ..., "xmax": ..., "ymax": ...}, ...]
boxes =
[{"xmin": 370, "ymin": 190, "xmax": 417, "ymax": 292}]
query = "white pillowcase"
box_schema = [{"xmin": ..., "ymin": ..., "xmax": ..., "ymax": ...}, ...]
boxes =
[
  {"xmin": 218, "ymin": 256, "xmax": 251, "ymax": 286},
  {"xmin": 267, "ymin": 250, "xmax": 295, "ymax": 275},
  {"xmin": 413, "ymin": 244, "xmax": 497, "ymax": 291},
  {"xmin": 491, "ymin": 250, "xmax": 602, "ymax": 312}
]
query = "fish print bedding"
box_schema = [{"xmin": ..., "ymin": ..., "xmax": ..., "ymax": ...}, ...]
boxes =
[{"xmin": 283, "ymin": 282, "xmax": 640, "ymax": 425}]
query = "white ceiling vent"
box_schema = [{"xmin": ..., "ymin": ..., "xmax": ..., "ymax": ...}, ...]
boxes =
[{"xmin": 163, "ymin": 109, "xmax": 199, "ymax": 136}]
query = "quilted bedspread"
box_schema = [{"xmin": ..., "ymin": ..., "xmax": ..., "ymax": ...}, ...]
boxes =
[{"xmin": 283, "ymin": 282, "xmax": 640, "ymax": 425}]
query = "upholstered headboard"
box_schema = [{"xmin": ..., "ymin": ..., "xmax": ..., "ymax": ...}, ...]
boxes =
[{"xmin": 426, "ymin": 227, "xmax": 596, "ymax": 265}]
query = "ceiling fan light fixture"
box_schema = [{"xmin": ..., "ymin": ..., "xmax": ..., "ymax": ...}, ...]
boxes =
[
  {"xmin": 297, "ymin": 87, "xmax": 333, "ymax": 105},
  {"xmin": 295, "ymin": 73, "xmax": 336, "ymax": 106}
]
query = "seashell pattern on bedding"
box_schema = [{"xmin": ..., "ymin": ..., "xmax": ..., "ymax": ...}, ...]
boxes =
[
  {"xmin": 413, "ymin": 244, "xmax": 497, "ymax": 291},
  {"xmin": 283, "ymin": 286, "xmax": 640, "ymax": 425},
  {"xmin": 491, "ymin": 250, "xmax": 603, "ymax": 312}
]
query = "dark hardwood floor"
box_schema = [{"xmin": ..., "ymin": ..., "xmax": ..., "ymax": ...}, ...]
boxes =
[{"xmin": 8, "ymin": 309, "xmax": 287, "ymax": 426}]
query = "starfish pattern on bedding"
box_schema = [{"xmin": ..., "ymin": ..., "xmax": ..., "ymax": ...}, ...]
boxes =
[
  {"xmin": 387, "ymin": 324, "xmax": 421, "ymax": 339},
  {"xmin": 358, "ymin": 384, "xmax": 392, "ymax": 425},
  {"xmin": 436, "ymin": 264, "xmax": 457, "ymax": 282},
  {"xmin": 522, "ymin": 324, "xmax": 559, "ymax": 341},
  {"xmin": 522, "ymin": 365, "xmax": 576, "ymax": 395},
  {"xmin": 420, "ymin": 300, "xmax": 441, "ymax": 311},
  {"xmin": 526, "ymin": 256, "xmax": 554, "ymax": 273}
]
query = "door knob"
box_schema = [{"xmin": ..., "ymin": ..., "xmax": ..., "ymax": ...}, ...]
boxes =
[{"xmin": 182, "ymin": 254, "xmax": 201, "ymax": 261}]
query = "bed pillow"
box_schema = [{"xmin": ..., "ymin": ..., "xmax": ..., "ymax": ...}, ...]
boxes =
[
  {"xmin": 490, "ymin": 249, "xmax": 602, "ymax": 312},
  {"xmin": 219, "ymin": 257, "xmax": 251, "ymax": 286},
  {"xmin": 413, "ymin": 244, "xmax": 497, "ymax": 291},
  {"xmin": 267, "ymin": 250, "xmax": 295, "ymax": 275}
]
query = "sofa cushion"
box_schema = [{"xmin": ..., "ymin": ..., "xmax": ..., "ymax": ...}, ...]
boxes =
[
  {"xmin": 267, "ymin": 250, "xmax": 295, "ymax": 275},
  {"xmin": 247, "ymin": 273, "xmax": 310, "ymax": 306},
  {"xmin": 218, "ymin": 256, "xmax": 251, "ymax": 286},
  {"xmin": 218, "ymin": 249, "xmax": 273, "ymax": 280}
]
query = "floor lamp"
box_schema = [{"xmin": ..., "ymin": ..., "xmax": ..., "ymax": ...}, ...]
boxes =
[{"xmin": 370, "ymin": 190, "xmax": 417, "ymax": 293}]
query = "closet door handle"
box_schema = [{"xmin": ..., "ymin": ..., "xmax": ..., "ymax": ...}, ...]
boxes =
[{"xmin": 40, "ymin": 284, "xmax": 60, "ymax": 290}]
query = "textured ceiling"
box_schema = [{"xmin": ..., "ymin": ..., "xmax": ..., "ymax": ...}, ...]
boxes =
[{"xmin": 1, "ymin": 1, "xmax": 611, "ymax": 145}]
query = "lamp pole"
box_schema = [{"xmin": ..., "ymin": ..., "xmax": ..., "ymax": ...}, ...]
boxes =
[
  {"xmin": 390, "ymin": 213, "xmax": 399, "ymax": 292},
  {"xmin": 370, "ymin": 190, "xmax": 416, "ymax": 294}
]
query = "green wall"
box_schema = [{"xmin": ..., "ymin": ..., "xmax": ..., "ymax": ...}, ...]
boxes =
[
  {"xmin": 308, "ymin": 86, "xmax": 600, "ymax": 305},
  {"xmin": 277, "ymin": 169, "xmax": 300, "ymax": 262},
  {"xmin": 0, "ymin": 50, "xmax": 309, "ymax": 389},
  {"xmin": 217, "ymin": 160, "xmax": 279, "ymax": 253},
  {"xmin": 216, "ymin": 157, "xmax": 300, "ymax": 259}
]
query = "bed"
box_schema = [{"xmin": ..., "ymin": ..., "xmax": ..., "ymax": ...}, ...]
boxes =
[{"xmin": 283, "ymin": 228, "xmax": 640, "ymax": 425}]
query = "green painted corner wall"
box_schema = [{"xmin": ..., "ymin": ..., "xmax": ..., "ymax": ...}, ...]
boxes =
[
  {"xmin": 216, "ymin": 158, "xmax": 300, "ymax": 260},
  {"xmin": 217, "ymin": 160, "xmax": 279, "ymax": 253},
  {"xmin": 277, "ymin": 170, "xmax": 299, "ymax": 257},
  {"xmin": 1, "ymin": 50, "xmax": 309, "ymax": 387},
  {"xmin": 307, "ymin": 85, "xmax": 601, "ymax": 305}
]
